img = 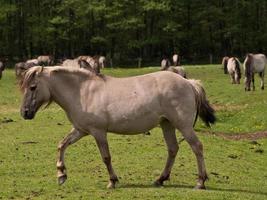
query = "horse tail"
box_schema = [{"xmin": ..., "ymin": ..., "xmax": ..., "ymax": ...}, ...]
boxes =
[
  {"xmin": 188, "ymin": 79, "xmax": 216, "ymax": 127},
  {"xmin": 234, "ymin": 57, "xmax": 241, "ymax": 79}
]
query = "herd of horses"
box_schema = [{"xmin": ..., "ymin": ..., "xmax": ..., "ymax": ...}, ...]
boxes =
[
  {"xmin": 222, "ymin": 53, "xmax": 267, "ymax": 91},
  {"xmin": 0, "ymin": 52, "xmax": 266, "ymax": 190}
]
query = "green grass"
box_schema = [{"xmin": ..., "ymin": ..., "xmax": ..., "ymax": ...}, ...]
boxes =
[{"xmin": 0, "ymin": 66, "xmax": 267, "ymax": 199}]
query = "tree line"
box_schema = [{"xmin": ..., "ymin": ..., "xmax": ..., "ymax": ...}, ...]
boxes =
[{"xmin": 0, "ymin": 0, "xmax": 266, "ymax": 66}]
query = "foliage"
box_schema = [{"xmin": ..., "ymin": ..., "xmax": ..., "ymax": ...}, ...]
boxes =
[{"xmin": 0, "ymin": 0, "xmax": 267, "ymax": 64}]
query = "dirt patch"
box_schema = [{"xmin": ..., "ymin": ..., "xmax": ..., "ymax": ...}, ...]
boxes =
[{"xmin": 203, "ymin": 131, "xmax": 267, "ymax": 140}]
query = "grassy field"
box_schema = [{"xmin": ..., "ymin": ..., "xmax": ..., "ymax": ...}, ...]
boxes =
[{"xmin": 0, "ymin": 65, "xmax": 267, "ymax": 200}]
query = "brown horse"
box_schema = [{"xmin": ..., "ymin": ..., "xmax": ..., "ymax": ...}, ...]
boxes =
[
  {"xmin": 0, "ymin": 61, "xmax": 5, "ymax": 79},
  {"xmin": 20, "ymin": 66, "xmax": 215, "ymax": 190}
]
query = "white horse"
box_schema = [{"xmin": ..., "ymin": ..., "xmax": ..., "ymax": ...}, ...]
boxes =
[
  {"xmin": 172, "ymin": 54, "xmax": 180, "ymax": 66},
  {"xmin": 61, "ymin": 59, "xmax": 80, "ymax": 68},
  {"xmin": 0, "ymin": 61, "xmax": 5, "ymax": 79},
  {"xmin": 227, "ymin": 57, "xmax": 241, "ymax": 84},
  {"xmin": 222, "ymin": 56, "xmax": 229, "ymax": 74},
  {"xmin": 26, "ymin": 59, "xmax": 39, "ymax": 65},
  {"xmin": 20, "ymin": 66, "xmax": 215, "ymax": 189},
  {"xmin": 243, "ymin": 53, "xmax": 267, "ymax": 91},
  {"xmin": 161, "ymin": 58, "xmax": 186, "ymax": 78}
]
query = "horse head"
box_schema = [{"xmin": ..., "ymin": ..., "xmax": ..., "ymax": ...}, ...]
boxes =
[{"xmin": 20, "ymin": 66, "xmax": 51, "ymax": 119}]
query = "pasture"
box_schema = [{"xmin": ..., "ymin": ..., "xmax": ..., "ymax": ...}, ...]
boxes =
[{"xmin": 0, "ymin": 65, "xmax": 267, "ymax": 199}]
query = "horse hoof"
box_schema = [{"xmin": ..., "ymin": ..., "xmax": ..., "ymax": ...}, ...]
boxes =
[
  {"xmin": 107, "ymin": 182, "xmax": 115, "ymax": 189},
  {"xmin": 194, "ymin": 185, "xmax": 206, "ymax": 190},
  {"xmin": 58, "ymin": 175, "xmax": 67, "ymax": 185},
  {"xmin": 153, "ymin": 180, "xmax": 163, "ymax": 187}
]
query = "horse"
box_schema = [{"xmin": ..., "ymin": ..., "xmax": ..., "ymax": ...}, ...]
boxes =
[
  {"xmin": 172, "ymin": 54, "xmax": 180, "ymax": 66},
  {"xmin": 98, "ymin": 56, "xmax": 106, "ymax": 68},
  {"xmin": 0, "ymin": 61, "xmax": 5, "ymax": 79},
  {"xmin": 227, "ymin": 57, "xmax": 241, "ymax": 84},
  {"xmin": 78, "ymin": 55, "xmax": 101, "ymax": 74},
  {"xmin": 61, "ymin": 59, "xmax": 80, "ymax": 68},
  {"xmin": 37, "ymin": 55, "xmax": 53, "ymax": 66},
  {"xmin": 20, "ymin": 66, "xmax": 216, "ymax": 190},
  {"xmin": 161, "ymin": 59, "xmax": 187, "ymax": 78},
  {"xmin": 243, "ymin": 53, "xmax": 267, "ymax": 91},
  {"xmin": 15, "ymin": 62, "xmax": 37, "ymax": 79},
  {"xmin": 222, "ymin": 56, "xmax": 229, "ymax": 74},
  {"xmin": 26, "ymin": 59, "xmax": 39, "ymax": 65}
]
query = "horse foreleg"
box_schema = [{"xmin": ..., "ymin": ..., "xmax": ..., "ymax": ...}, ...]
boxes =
[
  {"xmin": 260, "ymin": 72, "xmax": 264, "ymax": 90},
  {"xmin": 93, "ymin": 131, "xmax": 118, "ymax": 189},
  {"xmin": 57, "ymin": 128, "xmax": 86, "ymax": 185},
  {"xmin": 252, "ymin": 73, "xmax": 255, "ymax": 90},
  {"xmin": 154, "ymin": 120, "xmax": 178, "ymax": 186},
  {"xmin": 182, "ymin": 128, "xmax": 208, "ymax": 189}
]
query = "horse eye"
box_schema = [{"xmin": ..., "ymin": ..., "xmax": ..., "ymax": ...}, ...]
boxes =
[{"xmin": 30, "ymin": 85, "xmax": 37, "ymax": 91}]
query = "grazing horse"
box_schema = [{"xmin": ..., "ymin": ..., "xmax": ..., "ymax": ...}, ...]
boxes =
[
  {"xmin": 172, "ymin": 54, "xmax": 180, "ymax": 66},
  {"xmin": 37, "ymin": 55, "xmax": 53, "ymax": 66},
  {"xmin": 26, "ymin": 59, "xmax": 39, "ymax": 65},
  {"xmin": 161, "ymin": 59, "xmax": 187, "ymax": 78},
  {"xmin": 78, "ymin": 55, "xmax": 101, "ymax": 74},
  {"xmin": 0, "ymin": 61, "xmax": 5, "ymax": 79},
  {"xmin": 227, "ymin": 57, "xmax": 241, "ymax": 84},
  {"xmin": 20, "ymin": 66, "xmax": 215, "ymax": 190},
  {"xmin": 243, "ymin": 53, "xmax": 267, "ymax": 91},
  {"xmin": 15, "ymin": 62, "xmax": 37, "ymax": 79},
  {"xmin": 98, "ymin": 56, "xmax": 106, "ymax": 68},
  {"xmin": 61, "ymin": 59, "xmax": 80, "ymax": 68},
  {"xmin": 222, "ymin": 56, "xmax": 229, "ymax": 74}
]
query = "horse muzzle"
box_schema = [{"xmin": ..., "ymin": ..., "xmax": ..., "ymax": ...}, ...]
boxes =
[{"xmin": 21, "ymin": 108, "xmax": 35, "ymax": 120}]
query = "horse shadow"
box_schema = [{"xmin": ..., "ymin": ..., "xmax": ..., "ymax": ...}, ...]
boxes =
[{"xmin": 119, "ymin": 183, "xmax": 267, "ymax": 196}]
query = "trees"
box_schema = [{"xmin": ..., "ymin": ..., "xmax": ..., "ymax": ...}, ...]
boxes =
[{"xmin": 0, "ymin": 0, "xmax": 266, "ymax": 65}]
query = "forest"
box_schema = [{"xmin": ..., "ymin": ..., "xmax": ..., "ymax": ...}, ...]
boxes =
[{"xmin": 0, "ymin": 0, "xmax": 266, "ymax": 65}]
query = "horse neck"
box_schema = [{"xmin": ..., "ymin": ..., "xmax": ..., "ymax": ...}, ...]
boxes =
[{"xmin": 45, "ymin": 71, "xmax": 86, "ymax": 112}]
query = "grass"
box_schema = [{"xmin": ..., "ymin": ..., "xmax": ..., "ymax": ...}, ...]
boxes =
[{"xmin": 0, "ymin": 66, "xmax": 267, "ymax": 199}]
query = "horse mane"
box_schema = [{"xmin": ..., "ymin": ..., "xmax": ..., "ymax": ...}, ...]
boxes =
[
  {"xmin": 234, "ymin": 57, "xmax": 241, "ymax": 79},
  {"xmin": 19, "ymin": 66, "xmax": 44, "ymax": 91},
  {"xmin": 19, "ymin": 66, "xmax": 105, "ymax": 91},
  {"xmin": 245, "ymin": 54, "xmax": 253, "ymax": 79}
]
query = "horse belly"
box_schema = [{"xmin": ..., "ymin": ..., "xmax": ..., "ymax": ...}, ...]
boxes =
[{"xmin": 108, "ymin": 112, "xmax": 161, "ymax": 134}]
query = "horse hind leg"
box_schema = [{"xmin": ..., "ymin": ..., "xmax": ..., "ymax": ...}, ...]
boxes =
[
  {"xmin": 93, "ymin": 131, "xmax": 119, "ymax": 189},
  {"xmin": 179, "ymin": 127, "xmax": 208, "ymax": 189},
  {"xmin": 154, "ymin": 119, "xmax": 178, "ymax": 186}
]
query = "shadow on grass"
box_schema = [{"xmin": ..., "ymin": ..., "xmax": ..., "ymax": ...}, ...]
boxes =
[{"xmin": 119, "ymin": 184, "xmax": 267, "ymax": 196}]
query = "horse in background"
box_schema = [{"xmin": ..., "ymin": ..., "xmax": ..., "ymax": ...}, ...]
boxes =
[
  {"xmin": 172, "ymin": 54, "xmax": 180, "ymax": 66},
  {"xmin": 222, "ymin": 56, "xmax": 229, "ymax": 74},
  {"xmin": 61, "ymin": 59, "xmax": 80, "ymax": 68},
  {"xmin": 161, "ymin": 58, "xmax": 187, "ymax": 78},
  {"xmin": 243, "ymin": 53, "xmax": 267, "ymax": 91},
  {"xmin": 37, "ymin": 55, "xmax": 54, "ymax": 66},
  {"xmin": 15, "ymin": 62, "xmax": 38, "ymax": 79},
  {"xmin": 0, "ymin": 60, "xmax": 6, "ymax": 79},
  {"xmin": 227, "ymin": 57, "xmax": 241, "ymax": 84}
]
